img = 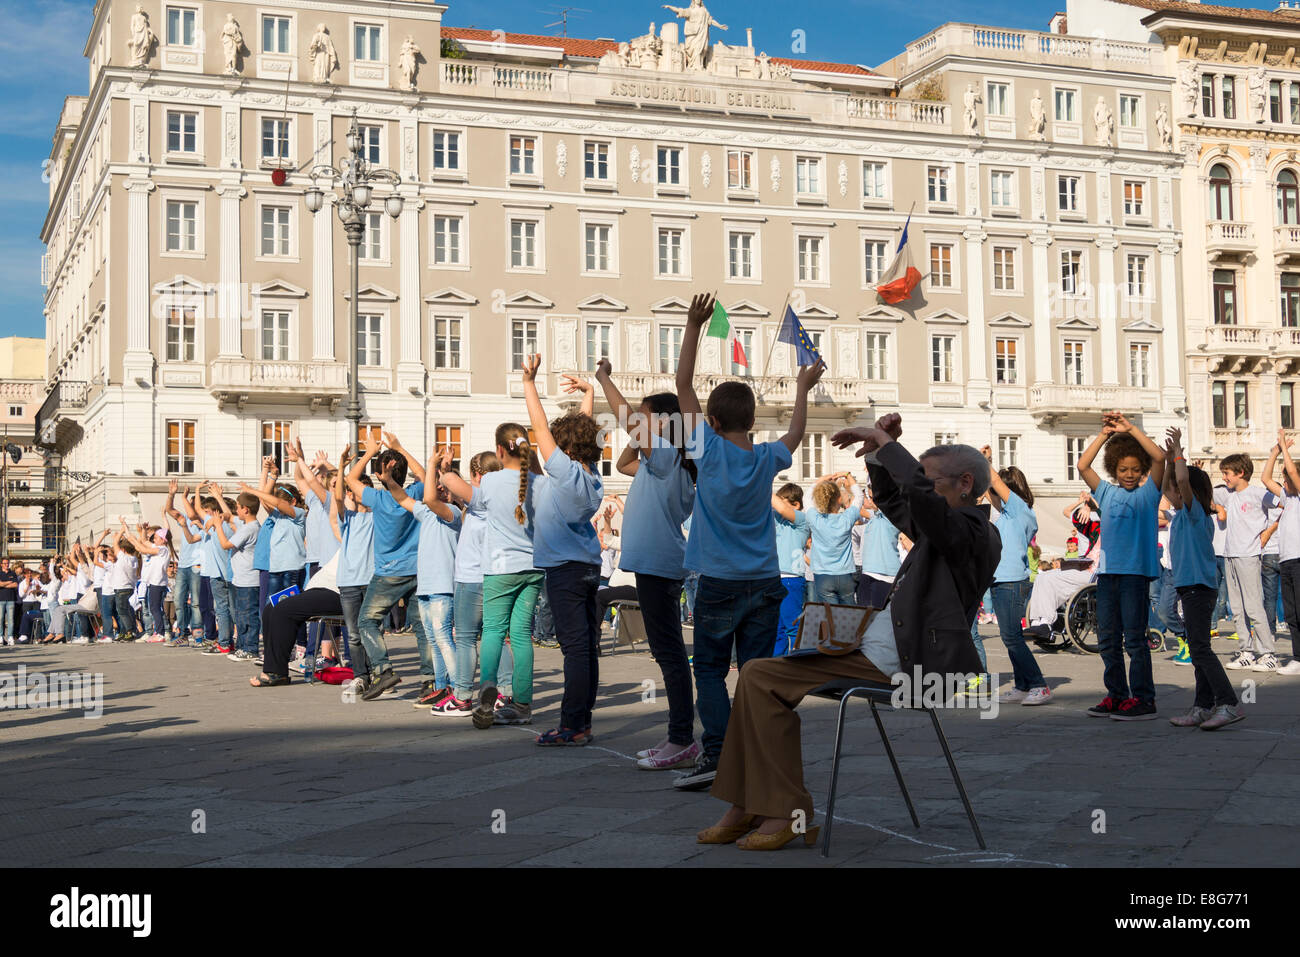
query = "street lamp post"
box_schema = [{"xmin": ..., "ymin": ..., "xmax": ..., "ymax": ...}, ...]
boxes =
[{"xmin": 303, "ymin": 108, "xmax": 404, "ymax": 450}]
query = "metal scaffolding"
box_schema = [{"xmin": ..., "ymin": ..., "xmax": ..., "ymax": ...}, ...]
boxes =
[{"xmin": 0, "ymin": 453, "xmax": 68, "ymax": 561}]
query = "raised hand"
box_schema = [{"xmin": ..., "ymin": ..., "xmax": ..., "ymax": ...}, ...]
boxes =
[
  {"xmin": 381, "ymin": 430, "xmax": 401, "ymax": 451},
  {"xmin": 561, "ymin": 373, "xmax": 594, "ymax": 398},
  {"xmin": 686, "ymin": 291, "xmax": 716, "ymax": 329},
  {"xmin": 594, "ymin": 357, "xmax": 612, "ymax": 378},
  {"xmin": 168, "ymin": 477, "xmax": 179, "ymax": 495},
  {"xmin": 796, "ymin": 359, "xmax": 826, "ymax": 391},
  {"xmin": 980, "ymin": 444, "xmax": 993, "ymax": 462},
  {"xmin": 439, "ymin": 446, "xmax": 454, "ymax": 472},
  {"xmin": 363, "ymin": 433, "xmax": 382, "ymax": 459},
  {"xmin": 312, "ymin": 449, "xmax": 329, "ymax": 471},
  {"xmin": 1278, "ymin": 428, "xmax": 1295, "ymax": 451},
  {"xmin": 286, "ymin": 441, "xmax": 301, "ymax": 463},
  {"xmin": 339, "ymin": 444, "xmax": 353, "ymax": 465},
  {"xmin": 521, "ymin": 353, "xmax": 542, "ymax": 384}
]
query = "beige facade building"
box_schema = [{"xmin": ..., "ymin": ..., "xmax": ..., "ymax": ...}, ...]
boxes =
[
  {"xmin": 1, "ymin": 337, "xmax": 56, "ymax": 559},
  {"xmin": 39, "ymin": 0, "xmax": 1193, "ymax": 548}
]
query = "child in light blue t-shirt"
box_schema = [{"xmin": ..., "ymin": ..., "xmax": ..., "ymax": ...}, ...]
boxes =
[
  {"xmin": 1076, "ymin": 412, "xmax": 1166, "ymax": 720},
  {"xmin": 770, "ymin": 483, "xmax": 810, "ymax": 657}
]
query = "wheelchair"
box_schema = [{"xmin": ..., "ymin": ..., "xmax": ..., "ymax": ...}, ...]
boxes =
[{"xmin": 1038, "ymin": 583, "xmax": 1164, "ymax": 655}]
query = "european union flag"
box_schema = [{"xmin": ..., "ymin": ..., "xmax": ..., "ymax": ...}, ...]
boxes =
[{"xmin": 777, "ymin": 304, "xmax": 823, "ymax": 368}]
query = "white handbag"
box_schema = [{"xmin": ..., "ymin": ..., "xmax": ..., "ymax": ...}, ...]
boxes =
[{"xmin": 792, "ymin": 602, "xmax": 877, "ymax": 656}]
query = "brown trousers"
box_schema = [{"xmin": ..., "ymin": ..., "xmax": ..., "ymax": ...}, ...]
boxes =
[{"xmin": 710, "ymin": 653, "xmax": 890, "ymax": 821}]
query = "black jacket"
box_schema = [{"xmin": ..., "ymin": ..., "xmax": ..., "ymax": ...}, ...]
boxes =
[{"xmin": 866, "ymin": 442, "xmax": 1000, "ymax": 684}]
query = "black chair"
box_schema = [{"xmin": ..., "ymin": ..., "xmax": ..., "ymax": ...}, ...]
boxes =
[{"xmin": 811, "ymin": 678, "xmax": 985, "ymax": 858}]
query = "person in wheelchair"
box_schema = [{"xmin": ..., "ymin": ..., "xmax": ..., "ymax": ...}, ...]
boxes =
[{"xmin": 1024, "ymin": 493, "xmax": 1101, "ymax": 642}]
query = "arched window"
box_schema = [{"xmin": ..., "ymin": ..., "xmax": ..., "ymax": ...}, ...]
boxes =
[
  {"xmin": 1209, "ymin": 163, "xmax": 1233, "ymax": 221},
  {"xmin": 1277, "ymin": 169, "xmax": 1299, "ymax": 226}
]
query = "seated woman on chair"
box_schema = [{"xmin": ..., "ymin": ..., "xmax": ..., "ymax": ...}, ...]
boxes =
[{"xmin": 697, "ymin": 413, "xmax": 998, "ymax": 851}]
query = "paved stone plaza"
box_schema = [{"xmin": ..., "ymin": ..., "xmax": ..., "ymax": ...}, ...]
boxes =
[{"xmin": 1, "ymin": 629, "xmax": 1297, "ymax": 868}]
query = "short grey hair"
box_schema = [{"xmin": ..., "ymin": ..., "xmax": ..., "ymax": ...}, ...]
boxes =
[{"xmin": 919, "ymin": 443, "xmax": 991, "ymax": 498}]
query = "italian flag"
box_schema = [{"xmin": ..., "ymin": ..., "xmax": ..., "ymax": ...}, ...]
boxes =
[{"xmin": 706, "ymin": 300, "xmax": 748, "ymax": 368}]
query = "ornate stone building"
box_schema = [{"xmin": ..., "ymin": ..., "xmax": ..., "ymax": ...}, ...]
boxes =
[{"xmin": 39, "ymin": 0, "xmax": 1187, "ymax": 545}]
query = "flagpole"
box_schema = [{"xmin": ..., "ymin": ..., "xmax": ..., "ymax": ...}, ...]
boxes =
[{"xmin": 755, "ymin": 290, "xmax": 792, "ymax": 403}]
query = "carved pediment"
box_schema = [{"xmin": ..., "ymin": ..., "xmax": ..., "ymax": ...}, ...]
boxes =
[
  {"xmin": 1122, "ymin": 317, "xmax": 1162, "ymax": 333},
  {"xmin": 922, "ymin": 308, "xmax": 969, "ymax": 326},
  {"xmin": 989, "ymin": 311, "xmax": 1031, "ymax": 328},
  {"xmin": 423, "ymin": 286, "xmax": 478, "ymax": 306},
  {"xmin": 797, "ymin": 300, "xmax": 837, "ymax": 320},
  {"xmin": 253, "ymin": 279, "xmax": 309, "ymax": 299},
  {"xmin": 650, "ymin": 296, "xmax": 691, "ymax": 313},
  {"xmin": 1056, "ymin": 315, "xmax": 1099, "ymax": 331},
  {"xmin": 857, "ymin": 305, "xmax": 906, "ymax": 323},
  {"xmin": 343, "ymin": 282, "xmax": 398, "ymax": 302},
  {"xmin": 151, "ymin": 274, "xmax": 207, "ymax": 295},
  {"xmin": 725, "ymin": 298, "xmax": 770, "ymax": 317},
  {"xmin": 576, "ymin": 293, "xmax": 628, "ymax": 312},
  {"xmin": 503, "ymin": 289, "xmax": 554, "ymax": 309}
]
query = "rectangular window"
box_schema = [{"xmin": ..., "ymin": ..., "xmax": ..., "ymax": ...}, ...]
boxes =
[
  {"xmin": 165, "ymin": 307, "xmax": 196, "ymax": 361},
  {"xmin": 658, "ymin": 326, "xmax": 684, "ymax": 374},
  {"xmin": 927, "ymin": 165, "xmax": 950, "ymax": 204},
  {"xmin": 992, "ymin": 245, "xmax": 1017, "ymax": 291},
  {"xmin": 931, "ymin": 335, "xmax": 955, "ymax": 383},
  {"xmin": 990, "ymin": 170, "xmax": 1015, "ymax": 208},
  {"xmin": 511, "ymin": 319, "xmax": 538, "ymax": 370},
  {"xmin": 432, "ymin": 131, "xmax": 461, "ymax": 172},
  {"xmin": 435, "ymin": 425, "xmax": 462, "ymax": 471},
  {"xmin": 1126, "ymin": 254, "xmax": 1149, "ymax": 298},
  {"xmin": 728, "ymin": 232, "xmax": 755, "ymax": 279},
  {"xmin": 358, "ymin": 125, "xmax": 381, "ymax": 164},
  {"xmin": 1123, "ymin": 180, "xmax": 1145, "ymax": 217},
  {"xmin": 354, "ymin": 23, "xmax": 382, "ymax": 61},
  {"xmin": 261, "ymin": 118, "xmax": 290, "ymax": 160},
  {"xmin": 987, "ymin": 82, "xmax": 1010, "ymax": 117},
  {"xmin": 732, "ymin": 328, "xmax": 754, "ymax": 377},
  {"xmin": 356, "ymin": 314, "xmax": 383, "ymax": 366},
  {"xmin": 584, "ymin": 141, "xmax": 609, "ymax": 181},
  {"xmin": 1058, "ymin": 175, "xmax": 1081, "ymax": 214},
  {"xmin": 1066, "ymin": 436, "xmax": 1087, "ymax": 480},
  {"xmin": 797, "ymin": 235, "xmax": 823, "ymax": 283},
  {"xmin": 510, "ymin": 219, "xmax": 538, "ymax": 269},
  {"xmin": 1202, "ymin": 74, "xmax": 1216, "ymax": 117},
  {"xmin": 166, "ymin": 111, "xmax": 197, "ymax": 154},
  {"xmin": 262, "ymin": 15, "xmax": 290, "ymax": 54},
  {"xmin": 929, "ymin": 243, "xmax": 953, "ymax": 288},
  {"xmin": 585, "ymin": 323, "xmax": 611, "ymax": 371},
  {"xmin": 1055, "ymin": 88, "xmax": 1077, "ymax": 122},
  {"xmin": 261, "ymin": 310, "xmax": 290, "ymax": 361},
  {"xmin": 7, "ymin": 405, "xmax": 22, "ymax": 418},
  {"xmin": 165, "ymin": 420, "xmax": 196, "ymax": 475},
  {"xmin": 260, "ymin": 205, "xmax": 291, "ymax": 256},
  {"xmin": 510, "ymin": 136, "xmax": 536, "ymax": 176},
  {"xmin": 796, "ymin": 157, "xmax": 822, "ymax": 195},
  {"xmin": 863, "ymin": 240, "xmax": 888, "ymax": 284},
  {"xmin": 934, "ymin": 432, "xmax": 958, "ymax": 447},
  {"xmin": 1119, "ymin": 94, "xmax": 1141, "ymax": 128},
  {"xmin": 584, "ymin": 223, "xmax": 611, "ymax": 273},
  {"xmin": 166, "ymin": 7, "xmax": 196, "ymax": 46},
  {"xmin": 1060, "ymin": 250, "xmax": 1083, "ymax": 295},
  {"xmin": 1063, "ymin": 340, "xmax": 1086, "ymax": 385},
  {"xmin": 1281, "ymin": 274, "xmax": 1300, "ymax": 326},
  {"xmin": 657, "ymin": 146, "xmax": 681, "ymax": 186},
  {"xmin": 1129, "ymin": 341, "xmax": 1152, "ymax": 388},
  {"xmin": 1282, "ymin": 382, "xmax": 1294, "ymax": 429},
  {"xmin": 1213, "ymin": 269, "xmax": 1236, "ymax": 325},
  {"xmin": 165, "ymin": 200, "xmax": 197, "ymax": 252},
  {"xmin": 360, "ymin": 211, "xmax": 383, "ymax": 260},
  {"xmin": 657, "ymin": 227, "xmax": 684, "ymax": 276},
  {"xmin": 433, "ymin": 316, "xmax": 461, "ymax": 369},
  {"xmin": 1291, "ymin": 84, "xmax": 1300, "ymax": 125},
  {"xmin": 864, "ymin": 333, "xmax": 889, "ymax": 380},
  {"xmin": 1234, "ymin": 381, "xmax": 1249, "ymax": 428},
  {"xmin": 862, "ymin": 161, "xmax": 887, "ymax": 201},
  {"xmin": 261, "ymin": 420, "xmax": 292, "ymax": 475},
  {"xmin": 433, "ymin": 215, "xmax": 462, "ymax": 265},
  {"xmin": 994, "ymin": 337, "xmax": 1018, "ymax": 385},
  {"xmin": 800, "ymin": 434, "xmax": 826, "ymax": 481},
  {"xmin": 1222, "ymin": 75, "xmax": 1236, "ymax": 119},
  {"xmin": 727, "ymin": 150, "xmax": 753, "ymax": 190},
  {"xmin": 1212, "ymin": 380, "xmax": 1228, "ymax": 428},
  {"xmin": 997, "ymin": 435, "xmax": 1019, "ymax": 468},
  {"xmin": 1272, "ymin": 80, "xmax": 1284, "ymax": 123}
]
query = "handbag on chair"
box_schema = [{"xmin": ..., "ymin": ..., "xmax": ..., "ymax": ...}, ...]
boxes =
[{"xmin": 792, "ymin": 603, "xmax": 877, "ymax": 656}]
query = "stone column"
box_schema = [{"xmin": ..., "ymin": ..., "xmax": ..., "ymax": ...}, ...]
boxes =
[
  {"xmin": 1030, "ymin": 232, "xmax": 1053, "ymax": 384},
  {"xmin": 962, "ymin": 227, "xmax": 990, "ymax": 403},
  {"xmin": 1095, "ymin": 234, "xmax": 1119, "ymax": 385},
  {"xmin": 396, "ymin": 195, "xmax": 427, "ymax": 447},
  {"xmin": 312, "ymin": 193, "xmax": 336, "ymax": 359},
  {"xmin": 216, "ymin": 181, "xmax": 245, "ymax": 357},
  {"xmin": 122, "ymin": 176, "xmax": 156, "ymax": 478},
  {"xmin": 1158, "ymin": 239, "xmax": 1184, "ymax": 409}
]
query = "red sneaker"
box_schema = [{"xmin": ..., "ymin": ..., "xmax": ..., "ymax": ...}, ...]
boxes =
[{"xmin": 1086, "ymin": 695, "xmax": 1120, "ymax": 717}]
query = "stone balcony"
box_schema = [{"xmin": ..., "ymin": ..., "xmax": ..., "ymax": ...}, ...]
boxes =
[
  {"xmin": 1275, "ymin": 224, "xmax": 1300, "ymax": 262},
  {"xmin": 1200, "ymin": 324, "xmax": 1300, "ymax": 373},
  {"xmin": 1028, "ymin": 383, "xmax": 1160, "ymax": 420},
  {"xmin": 601, "ymin": 372, "xmax": 886, "ymax": 416},
  {"xmin": 35, "ymin": 379, "xmax": 89, "ymax": 452},
  {"xmin": 207, "ymin": 358, "xmax": 348, "ymax": 412},
  {"xmin": 900, "ymin": 23, "xmax": 1163, "ymax": 74},
  {"xmin": 1206, "ymin": 221, "xmax": 1255, "ymax": 259}
]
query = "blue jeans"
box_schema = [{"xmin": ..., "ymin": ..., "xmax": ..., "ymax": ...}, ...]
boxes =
[
  {"xmin": 547, "ymin": 561, "xmax": 602, "ymax": 730},
  {"xmin": 692, "ymin": 575, "xmax": 785, "ymax": 760},
  {"xmin": 113, "ymin": 589, "xmax": 136, "ymax": 639},
  {"xmin": 232, "ymin": 585, "xmax": 260, "ymax": 654},
  {"xmin": 453, "ymin": 581, "xmax": 513, "ymax": 699},
  {"xmin": 209, "ymin": 577, "xmax": 234, "ymax": 649},
  {"xmin": 199, "ymin": 575, "xmax": 216, "ymax": 643},
  {"xmin": 174, "ymin": 567, "xmax": 199, "ymax": 636},
  {"xmin": 416, "ymin": 594, "xmax": 456, "ymax": 687},
  {"xmin": 338, "ymin": 584, "xmax": 366, "ymax": 672},
  {"xmin": 0, "ymin": 601, "xmax": 15, "ymax": 639},
  {"xmin": 812, "ymin": 572, "xmax": 857, "ymax": 606},
  {"xmin": 147, "ymin": 584, "xmax": 167, "ymax": 638},
  {"xmin": 774, "ymin": 576, "xmax": 805, "ymax": 656},
  {"xmin": 357, "ymin": 575, "xmax": 419, "ymax": 677},
  {"xmin": 682, "ymin": 570, "xmax": 700, "ymax": 622},
  {"xmin": 992, "ymin": 579, "xmax": 1045, "ymax": 691},
  {"xmin": 1096, "ymin": 573, "xmax": 1155, "ymax": 704},
  {"xmin": 1262, "ymin": 554, "xmax": 1280, "ymax": 633},
  {"xmin": 1212, "ymin": 555, "xmax": 1232, "ymax": 630},
  {"xmin": 1154, "ymin": 566, "xmax": 1184, "ymax": 639},
  {"xmin": 635, "ymin": 573, "xmax": 695, "ymax": 746},
  {"xmin": 533, "ymin": 585, "xmax": 555, "ymax": 641}
]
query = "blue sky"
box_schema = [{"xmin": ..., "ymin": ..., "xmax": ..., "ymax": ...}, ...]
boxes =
[{"xmin": 0, "ymin": 0, "xmax": 1237, "ymax": 340}]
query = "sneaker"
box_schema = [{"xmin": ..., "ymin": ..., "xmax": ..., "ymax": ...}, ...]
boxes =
[
  {"xmin": 637, "ymin": 736, "xmax": 671, "ymax": 760},
  {"xmin": 997, "ymin": 687, "xmax": 1029, "ymax": 704},
  {"xmin": 1169, "ymin": 706, "xmax": 1212, "ymax": 727},
  {"xmin": 1225, "ymin": 651, "xmax": 1256, "ymax": 670},
  {"xmin": 1022, "ymin": 623, "xmax": 1052, "ymax": 642},
  {"xmin": 1110, "ymin": 697, "xmax": 1158, "ymax": 721},
  {"xmin": 1276, "ymin": 659, "xmax": 1300, "ymax": 676},
  {"xmin": 202, "ymin": 644, "xmax": 232, "ymax": 656},
  {"xmin": 164, "ymin": 636, "xmax": 189, "ymax": 648},
  {"xmin": 413, "ymin": 686, "xmax": 451, "ymax": 710},
  {"xmin": 314, "ymin": 656, "xmax": 340, "ymax": 672},
  {"xmin": 1250, "ymin": 653, "xmax": 1280, "ymax": 673},
  {"xmin": 637, "ymin": 741, "xmax": 701, "ymax": 770},
  {"xmin": 228, "ymin": 649, "xmax": 257, "ymax": 662},
  {"xmin": 1214, "ymin": 630, "xmax": 1239, "ymax": 640},
  {"xmin": 1199, "ymin": 704, "xmax": 1245, "ymax": 731},
  {"xmin": 340, "ymin": 676, "xmax": 368, "ymax": 698},
  {"xmin": 472, "ymin": 684, "xmax": 499, "ymax": 729},
  {"xmin": 493, "ymin": 698, "xmax": 533, "ymax": 725},
  {"xmin": 1172, "ymin": 643, "xmax": 1193, "ymax": 666},
  {"xmin": 95, "ymin": 635, "xmax": 114, "ymax": 644},
  {"xmin": 430, "ymin": 695, "xmax": 472, "ymax": 717},
  {"xmin": 144, "ymin": 634, "xmax": 166, "ymax": 643},
  {"xmin": 69, "ymin": 636, "xmax": 90, "ymax": 645},
  {"xmin": 536, "ymin": 727, "xmax": 592, "ymax": 747},
  {"xmin": 673, "ymin": 752, "xmax": 718, "ymax": 791},
  {"xmin": 360, "ymin": 670, "xmax": 401, "ymax": 701},
  {"xmin": 1022, "ymin": 686, "xmax": 1053, "ymax": 706},
  {"xmin": 533, "ymin": 637, "xmax": 559, "ymax": 649},
  {"xmin": 1086, "ymin": 695, "xmax": 1122, "ymax": 717}
]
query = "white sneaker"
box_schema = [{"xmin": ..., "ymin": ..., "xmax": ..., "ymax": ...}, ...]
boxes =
[
  {"xmin": 1022, "ymin": 686, "xmax": 1053, "ymax": 706},
  {"xmin": 1276, "ymin": 659, "xmax": 1300, "ymax": 676},
  {"xmin": 95, "ymin": 636, "xmax": 113, "ymax": 643},
  {"xmin": 997, "ymin": 687, "xmax": 1030, "ymax": 703},
  {"xmin": 1250, "ymin": 653, "xmax": 1280, "ymax": 673},
  {"xmin": 69, "ymin": 636, "xmax": 90, "ymax": 645},
  {"xmin": 1225, "ymin": 651, "xmax": 1256, "ymax": 670}
]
